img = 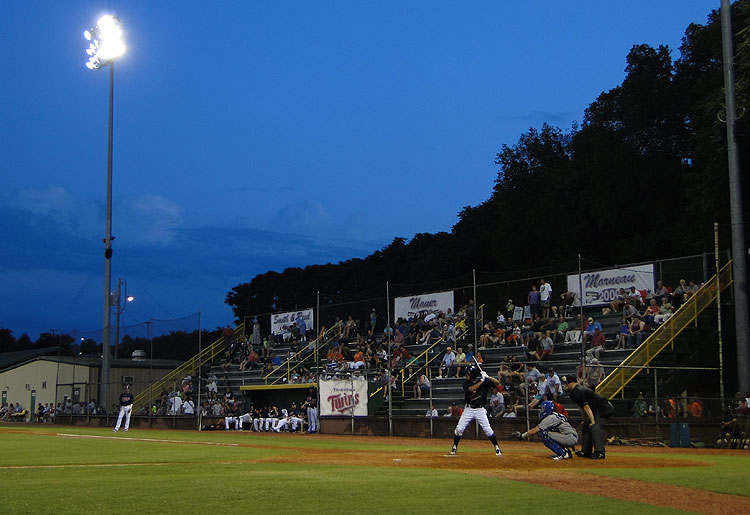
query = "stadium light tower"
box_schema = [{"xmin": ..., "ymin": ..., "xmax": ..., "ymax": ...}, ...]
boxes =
[{"xmin": 83, "ymin": 14, "xmax": 126, "ymax": 412}]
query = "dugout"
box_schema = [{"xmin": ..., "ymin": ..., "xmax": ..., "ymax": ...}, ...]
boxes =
[{"xmin": 239, "ymin": 383, "xmax": 315, "ymax": 411}]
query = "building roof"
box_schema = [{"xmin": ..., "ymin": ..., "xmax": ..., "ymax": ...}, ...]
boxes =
[{"xmin": 0, "ymin": 347, "xmax": 60, "ymax": 372}]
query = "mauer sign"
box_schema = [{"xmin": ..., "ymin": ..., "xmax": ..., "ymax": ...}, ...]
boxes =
[
  {"xmin": 319, "ymin": 376, "xmax": 368, "ymax": 417},
  {"xmin": 270, "ymin": 308, "xmax": 314, "ymax": 335},
  {"xmin": 567, "ymin": 264, "xmax": 654, "ymax": 307},
  {"xmin": 394, "ymin": 291, "xmax": 454, "ymax": 321}
]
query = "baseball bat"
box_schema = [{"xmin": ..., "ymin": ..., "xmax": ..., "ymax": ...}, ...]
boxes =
[{"xmin": 471, "ymin": 355, "xmax": 483, "ymax": 372}]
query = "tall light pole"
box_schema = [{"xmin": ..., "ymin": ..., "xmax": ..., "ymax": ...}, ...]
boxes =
[
  {"xmin": 113, "ymin": 278, "xmax": 134, "ymax": 359},
  {"xmin": 84, "ymin": 14, "xmax": 126, "ymax": 412},
  {"xmin": 720, "ymin": 0, "xmax": 749, "ymax": 392}
]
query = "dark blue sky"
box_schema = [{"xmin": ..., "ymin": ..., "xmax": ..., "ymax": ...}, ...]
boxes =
[{"xmin": 1, "ymin": 1, "xmax": 714, "ymax": 339}]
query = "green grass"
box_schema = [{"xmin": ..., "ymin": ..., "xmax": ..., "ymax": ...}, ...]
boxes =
[
  {"xmin": 0, "ymin": 426, "xmax": 744, "ymax": 513},
  {"xmin": 587, "ymin": 453, "xmax": 750, "ymax": 497}
]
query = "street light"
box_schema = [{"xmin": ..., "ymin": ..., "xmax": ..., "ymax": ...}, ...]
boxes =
[
  {"xmin": 113, "ymin": 278, "xmax": 134, "ymax": 359},
  {"xmin": 83, "ymin": 13, "xmax": 126, "ymax": 413}
]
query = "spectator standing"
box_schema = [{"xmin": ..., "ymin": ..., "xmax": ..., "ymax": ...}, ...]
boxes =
[
  {"xmin": 528, "ymin": 285, "xmax": 541, "ymax": 321},
  {"xmin": 539, "ymin": 279, "xmax": 553, "ymax": 319}
]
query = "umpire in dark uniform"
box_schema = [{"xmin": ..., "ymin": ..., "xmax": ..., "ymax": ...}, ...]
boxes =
[{"xmin": 564, "ymin": 376, "xmax": 613, "ymax": 459}]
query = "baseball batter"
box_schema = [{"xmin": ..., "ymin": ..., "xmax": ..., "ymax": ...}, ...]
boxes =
[
  {"xmin": 113, "ymin": 384, "xmax": 133, "ymax": 432},
  {"xmin": 451, "ymin": 366, "xmax": 502, "ymax": 456},
  {"xmin": 513, "ymin": 400, "xmax": 577, "ymax": 459}
]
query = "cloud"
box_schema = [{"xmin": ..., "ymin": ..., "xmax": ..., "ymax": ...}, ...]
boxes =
[{"xmin": 118, "ymin": 194, "xmax": 184, "ymax": 245}]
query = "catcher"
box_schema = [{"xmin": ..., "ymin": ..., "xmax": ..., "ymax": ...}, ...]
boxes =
[{"xmin": 513, "ymin": 400, "xmax": 577, "ymax": 460}]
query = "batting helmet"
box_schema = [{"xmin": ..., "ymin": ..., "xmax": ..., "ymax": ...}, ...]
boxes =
[
  {"xmin": 467, "ymin": 366, "xmax": 481, "ymax": 380},
  {"xmin": 539, "ymin": 400, "xmax": 555, "ymax": 420}
]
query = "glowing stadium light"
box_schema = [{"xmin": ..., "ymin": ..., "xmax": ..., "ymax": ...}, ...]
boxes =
[{"xmin": 82, "ymin": 14, "xmax": 125, "ymax": 70}]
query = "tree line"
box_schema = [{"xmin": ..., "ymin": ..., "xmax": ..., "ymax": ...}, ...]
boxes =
[{"xmin": 227, "ymin": 2, "xmax": 750, "ymax": 323}]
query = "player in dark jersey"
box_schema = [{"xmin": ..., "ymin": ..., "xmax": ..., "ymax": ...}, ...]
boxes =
[
  {"xmin": 450, "ymin": 366, "xmax": 502, "ymax": 456},
  {"xmin": 113, "ymin": 384, "xmax": 133, "ymax": 432}
]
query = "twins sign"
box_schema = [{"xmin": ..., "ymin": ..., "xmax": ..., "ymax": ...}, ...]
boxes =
[
  {"xmin": 567, "ymin": 264, "xmax": 654, "ymax": 307},
  {"xmin": 319, "ymin": 376, "xmax": 368, "ymax": 417}
]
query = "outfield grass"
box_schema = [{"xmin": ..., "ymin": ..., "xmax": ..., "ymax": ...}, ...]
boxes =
[{"xmin": 1, "ymin": 425, "xmax": 745, "ymax": 514}]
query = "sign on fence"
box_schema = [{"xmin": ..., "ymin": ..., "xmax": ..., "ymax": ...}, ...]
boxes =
[
  {"xmin": 271, "ymin": 309, "xmax": 314, "ymax": 335},
  {"xmin": 394, "ymin": 291, "xmax": 454, "ymax": 321},
  {"xmin": 319, "ymin": 376, "xmax": 368, "ymax": 417},
  {"xmin": 567, "ymin": 264, "xmax": 654, "ymax": 307}
]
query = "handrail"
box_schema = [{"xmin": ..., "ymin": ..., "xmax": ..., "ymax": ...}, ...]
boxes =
[
  {"xmin": 596, "ymin": 262, "xmax": 733, "ymax": 399},
  {"xmin": 399, "ymin": 323, "xmax": 470, "ymax": 397},
  {"xmin": 262, "ymin": 326, "xmax": 339, "ymax": 385},
  {"xmin": 131, "ymin": 323, "xmax": 245, "ymax": 409}
]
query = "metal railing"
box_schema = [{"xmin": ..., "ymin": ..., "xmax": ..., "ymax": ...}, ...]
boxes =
[
  {"xmin": 596, "ymin": 262, "xmax": 733, "ymax": 399},
  {"xmin": 262, "ymin": 326, "xmax": 339, "ymax": 385},
  {"xmin": 131, "ymin": 323, "xmax": 245, "ymax": 410}
]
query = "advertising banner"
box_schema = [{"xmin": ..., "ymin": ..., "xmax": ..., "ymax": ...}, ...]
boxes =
[
  {"xmin": 567, "ymin": 264, "xmax": 654, "ymax": 307},
  {"xmin": 394, "ymin": 291, "xmax": 454, "ymax": 321},
  {"xmin": 319, "ymin": 376, "xmax": 368, "ymax": 417},
  {"xmin": 271, "ymin": 309, "xmax": 314, "ymax": 335}
]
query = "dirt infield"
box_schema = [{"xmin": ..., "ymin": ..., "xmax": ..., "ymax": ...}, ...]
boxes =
[{"xmin": 257, "ymin": 434, "xmax": 750, "ymax": 514}]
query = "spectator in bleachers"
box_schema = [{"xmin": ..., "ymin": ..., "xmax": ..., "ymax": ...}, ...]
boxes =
[
  {"xmin": 343, "ymin": 316, "xmax": 357, "ymax": 339},
  {"xmin": 489, "ymin": 387, "xmax": 505, "ymax": 417},
  {"xmin": 609, "ymin": 288, "xmax": 627, "ymax": 313},
  {"xmin": 583, "ymin": 317, "xmax": 602, "ymax": 346},
  {"xmin": 585, "ymin": 326, "xmax": 606, "ymax": 361},
  {"xmin": 412, "ymin": 374, "xmax": 431, "ymax": 400},
  {"xmin": 626, "ymin": 315, "xmax": 649, "ymax": 348},
  {"xmin": 454, "ymin": 347, "xmax": 468, "ymax": 376},
  {"xmin": 534, "ymin": 330, "xmax": 554, "ymax": 360},
  {"xmin": 496, "ymin": 310, "xmax": 507, "ymax": 328},
  {"xmin": 642, "ymin": 298, "xmax": 660, "ymax": 325},
  {"xmin": 654, "ymin": 297, "xmax": 674, "ymax": 324},
  {"xmin": 687, "ymin": 397, "xmax": 703, "ymax": 417},
  {"xmin": 506, "ymin": 323, "xmax": 521, "ymax": 346},
  {"xmin": 627, "ymin": 286, "xmax": 643, "ymax": 309},
  {"xmin": 614, "ymin": 317, "xmax": 628, "ymax": 349},
  {"xmin": 502, "ymin": 405, "xmax": 517, "ymax": 418},
  {"xmin": 425, "ymin": 404, "xmax": 439, "ymax": 418},
  {"xmin": 585, "ymin": 359, "xmax": 605, "ymax": 388},
  {"xmin": 652, "ymin": 280, "xmax": 669, "ymax": 304},
  {"xmin": 621, "ymin": 298, "xmax": 639, "ymax": 320},
  {"xmin": 540, "ymin": 278, "xmax": 553, "ymax": 319},
  {"xmin": 505, "ymin": 299, "xmax": 515, "ymax": 322},
  {"xmin": 556, "ymin": 291, "xmax": 580, "ymax": 318},
  {"xmin": 437, "ymin": 347, "xmax": 456, "ymax": 379},
  {"xmin": 528, "ymin": 285, "xmax": 541, "ymax": 321},
  {"xmin": 672, "ymin": 279, "xmax": 689, "ymax": 308},
  {"xmin": 524, "ymin": 332, "xmax": 540, "ymax": 361},
  {"xmin": 553, "ymin": 316, "xmax": 569, "ymax": 343},
  {"xmin": 545, "ymin": 368, "xmax": 563, "ymax": 402}
]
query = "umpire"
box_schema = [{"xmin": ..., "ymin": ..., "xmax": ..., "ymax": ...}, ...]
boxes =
[{"xmin": 564, "ymin": 376, "xmax": 613, "ymax": 459}]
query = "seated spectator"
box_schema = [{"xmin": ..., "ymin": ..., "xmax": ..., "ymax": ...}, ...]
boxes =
[
  {"xmin": 564, "ymin": 327, "xmax": 582, "ymax": 345},
  {"xmin": 585, "ymin": 326, "xmax": 606, "ymax": 361},
  {"xmin": 652, "ymin": 280, "xmax": 669, "ymax": 304},
  {"xmin": 585, "ymin": 359, "xmax": 605, "ymax": 388},
  {"xmin": 534, "ymin": 330, "xmax": 554, "ymax": 360},
  {"xmin": 582, "ymin": 317, "xmax": 602, "ymax": 346},
  {"xmin": 626, "ymin": 315, "xmax": 649, "ymax": 348},
  {"xmin": 672, "ymin": 279, "xmax": 689, "ymax": 308},
  {"xmin": 642, "ymin": 298, "xmax": 660, "ymax": 324},
  {"xmin": 454, "ymin": 347, "xmax": 468, "ymax": 376},
  {"xmin": 609, "ymin": 288, "xmax": 627, "ymax": 313},
  {"xmin": 687, "ymin": 397, "xmax": 704, "ymax": 417},
  {"xmin": 556, "ymin": 291, "xmax": 580, "ymax": 318},
  {"xmin": 488, "ymin": 387, "xmax": 505, "ymax": 417},
  {"xmin": 443, "ymin": 405, "xmax": 453, "ymax": 417},
  {"xmin": 270, "ymin": 353, "xmax": 282, "ymax": 368},
  {"xmin": 425, "ymin": 404, "xmax": 439, "ymax": 418},
  {"xmin": 412, "ymin": 374, "xmax": 431, "ymax": 399},
  {"xmin": 553, "ymin": 316, "xmax": 569, "ymax": 343},
  {"xmin": 686, "ymin": 280, "xmax": 700, "ymax": 298},
  {"xmin": 437, "ymin": 347, "xmax": 456, "ymax": 379},
  {"xmin": 627, "ymin": 286, "xmax": 644, "ymax": 309},
  {"xmin": 614, "ymin": 317, "xmax": 629, "ymax": 349},
  {"xmin": 343, "ymin": 315, "xmax": 357, "ymax": 338},
  {"xmin": 654, "ymin": 297, "xmax": 674, "ymax": 324},
  {"xmin": 502, "ymin": 405, "xmax": 517, "ymax": 418},
  {"xmin": 621, "ymin": 298, "xmax": 639, "ymax": 320}
]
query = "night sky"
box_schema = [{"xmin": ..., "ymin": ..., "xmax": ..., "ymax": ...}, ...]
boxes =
[{"xmin": 0, "ymin": 1, "xmax": 714, "ymax": 339}]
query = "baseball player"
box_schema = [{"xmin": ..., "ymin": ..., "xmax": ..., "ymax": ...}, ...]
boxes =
[
  {"xmin": 113, "ymin": 384, "xmax": 133, "ymax": 432},
  {"xmin": 303, "ymin": 387, "xmax": 319, "ymax": 433},
  {"xmin": 450, "ymin": 366, "xmax": 502, "ymax": 456},
  {"xmin": 512, "ymin": 400, "xmax": 577, "ymax": 460}
]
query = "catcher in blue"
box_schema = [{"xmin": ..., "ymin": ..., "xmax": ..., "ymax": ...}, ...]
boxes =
[
  {"xmin": 512, "ymin": 400, "xmax": 577, "ymax": 460},
  {"xmin": 451, "ymin": 366, "xmax": 502, "ymax": 456}
]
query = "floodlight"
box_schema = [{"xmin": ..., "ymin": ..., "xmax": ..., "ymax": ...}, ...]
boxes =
[{"xmin": 82, "ymin": 14, "xmax": 125, "ymax": 70}]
